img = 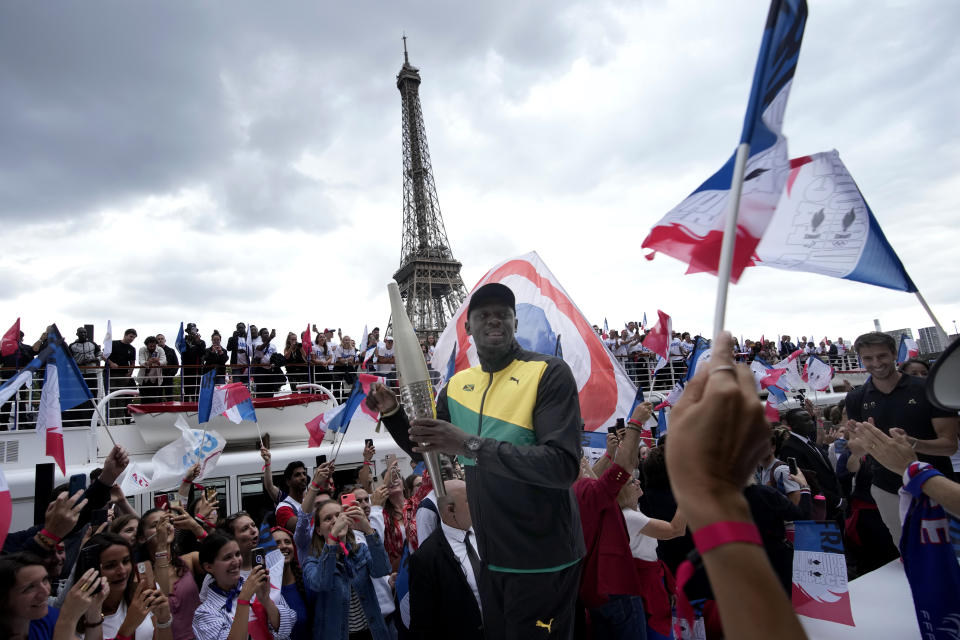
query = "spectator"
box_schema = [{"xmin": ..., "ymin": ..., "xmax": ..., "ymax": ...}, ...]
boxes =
[
  {"xmin": 322, "ymin": 327, "xmax": 339, "ymax": 351},
  {"xmin": 845, "ymin": 331, "xmax": 958, "ymax": 543},
  {"xmin": 156, "ymin": 333, "xmax": 179, "ymax": 401},
  {"xmin": 311, "ymin": 333, "xmax": 335, "ymax": 381},
  {"xmin": 779, "ymin": 334, "xmax": 796, "ymax": 359},
  {"xmin": 252, "ymin": 328, "xmax": 279, "ymax": 397},
  {"xmin": 110, "ymin": 514, "xmax": 140, "ymax": 546},
  {"xmin": 409, "ymin": 479, "xmax": 483, "ymax": 640},
  {"xmin": 0, "ymin": 329, "xmax": 36, "ymax": 429},
  {"xmin": 284, "ymin": 332, "xmax": 308, "ymax": 391},
  {"xmin": 193, "ymin": 532, "xmax": 295, "ymax": 640},
  {"xmin": 202, "ymin": 331, "xmax": 229, "ymax": 384},
  {"xmin": 899, "ymin": 358, "xmax": 929, "ymax": 378},
  {"xmin": 226, "ymin": 322, "xmax": 250, "ymax": 384},
  {"xmin": 333, "ymin": 336, "xmax": 358, "ymax": 387},
  {"xmin": 106, "ymin": 328, "xmax": 138, "ymax": 421},
  {"xmin": 72, "ymin": 532, "xmax": 174, "ymax": 639},
  {"xmin": 68, "ymin": 326, "xmax": 102, "ymax": 425},
  {"xmin": 574, "ymin": 402, "xmax": 653, "ymax": 638},
  {"xmin": 181, "ymin": 323, "xmax": 206, "ymax": 400},
  {"xmin": 277, "ymin": 461, "xmax": 310, "ymax": 532},
  {"xmin": 137, "ymin": 336, "xmax": 167, "ymax": 403},
  {"xmin": 778, "ymin": 408, "xmax": 843, "ymax": 518},
  {"xmin": 270, "ymin": 527, "xmax": 314, "ymax": 640},
  {"xmin": 294, "ymin": 484, "xmax": 392, "ymax": 639},
  {"xmin": 375, "ymin": 336, "xmax": 396, "ymax": 382},
  {"xmin": 0, "ymin": 553, "xmax": 68, "ymax": 639}
]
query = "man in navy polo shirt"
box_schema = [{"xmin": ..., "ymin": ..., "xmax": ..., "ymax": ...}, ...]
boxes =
[{"xmin": 845, "ymin": 332, "xmax": 958, "ymax": 543}]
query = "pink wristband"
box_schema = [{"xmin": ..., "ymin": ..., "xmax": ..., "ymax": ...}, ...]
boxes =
[{"xmin": 692, "ymin": 521, "xmax": 762, "ymax": 555}]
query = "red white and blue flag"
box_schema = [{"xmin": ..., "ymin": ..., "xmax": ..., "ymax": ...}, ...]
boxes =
[
  {"xmin": 199, "ymin": 373, "xmax": 258, "ymax": 424},
  {"xmin": 792, "ymin": 520, "xmax": 854, "ymax": 626},
  {"xmin": 756, "ymin": 150, "xmax": 918, "ymax": 292},
  {"xmin": 897, "ymin": 334, "xmax": 919, "ymax": 364},
  {"xmin": 802, "ymin": 355, "xmax": 834, "ymax": 392},
  {"xmin": 37, "ymin": 363, "xmax": 67, "ymax": 473},
  {"xmin": 305, "ymin": 373, "xmax": 384, "ymax": 444},
  {"xmin": 643, "ymin": 310, "xmax": 672, "ymax": 362},
  {"xmin": 432, "ymin": 251, "xmax": 637, "ymax": 430},
  {"xmin": 642, "ymin": 0, "xmax": 808, "ymax": 282}
]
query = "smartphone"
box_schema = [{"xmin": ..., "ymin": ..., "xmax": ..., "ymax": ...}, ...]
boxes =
[
  {"xmin": 365, "ymin": 438, "xmax": 374, "ymax": 449},
  {"xmin": 252, "ymin": 546, "xmax": 267, "ymax": 570},
  {"xmin": 136, "ymin": 560, "xmax": 155, "ymax": 587},
  {"xmin": 204, "ymin": 486, "xmax": 218, "ymax": 502},
  {"xmin": 79, "ymin": 545, "xmax": 104, "ymax": 595},
  {"xmin": 650, "ymin": 426, "xmax": 659, "ymax": 440},
  {"xmin": 167, "ymin": 492, "xmax": 181, "ymax": 510},
  {"xmin": 91, "ymin": 508, "xmax": 109, "ymax": 527},
  {"xmin": 788, "ymin": 457, "xmax": 799, "ymax": 475},
  {"xmin": 607, "ymin": 426, "xmax": 619, "ymax": 435},
  {"xmin": 153, "ymin": 494, "xmax": 169, "ymax": 511},
  {"xmin": 316, "ymin": 454, "xmax": 327, "ymax": 467},
  {"xmin": 340, "ymin": 493, "xmax": 357, "ymax": 509},
  {"xmin": 68, "ymin": 473, "xmax": 87, "ymax": 497},
  {"xmin": 615, "ymin": 418, "xmax": 625, "ymax": 429}
]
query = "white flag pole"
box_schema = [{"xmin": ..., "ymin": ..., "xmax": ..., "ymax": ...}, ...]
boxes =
[
  {"xmin": 712, "ymin": 142, "xmax": 751, "ymax": 337},
  {"xmin": 914, "ymin": 291, "xmax": 947, "ymax": 338}
]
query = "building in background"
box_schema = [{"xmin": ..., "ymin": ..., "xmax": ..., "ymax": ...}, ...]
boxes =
[
  {"xmin": 917, "ymin": 326, "xmax": 949, "ymax": 354},
  {"xmin": 883, "ymin": 328, "xmax": 913, "ymax": 344}
]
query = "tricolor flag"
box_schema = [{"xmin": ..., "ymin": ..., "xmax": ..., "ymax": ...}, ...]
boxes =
[
  {"xmin": 756, "ymin": 150, "xmax": 917, "ymax": 292},
  {"xmin": 657, "ymin": 406, "xmax": 667, "ymax": 434},
  {"xmin": 326, "ymin": 373, "xmax": 383, "ymax": 433},
  {"xmin": 644, "ymin": 310, "xmax": 673, "ymax": 362},
  {"xmin": 642, "ymin": 0, "xmax": 808, "ymax": 282},
  {"xmin": 199, "ymin": 371, "xmax": 257, "ymax": 424},
  {"xmin": 683, "ymin": 337, "xmax": 712, "ymax": 382},
  {"xmin": 654, "ymin": 382, "xmax": 685, "ymax": 411},
  {"xmin": 102, "ymin": 320, "xmax": 113, "ymax": 360},
  {"xmin": 802, "ymin": 355, "xmax": 834, "ymax": 392},
  {"xmin": 774, "ymin": 349, "xmax": 805, "ymax": 390},
  {"xmin": 1, "ymin": 318, "xmax": 19, "ymax": 357},
  {"xmin": 897, "ymin": 334, "xmax": 919, "ymax": 365},
  {"xmin": 792, "ymin": 520, "xmax": 854, "ymax": 626},
  {"xmin": 304, "ymin": 407, "xmax": 338, "ymax": 447},
  {"xmin": 0, "ymin": 467, "xmax": 9, "ymax": 551},
  {"xmin": 431, "ymin": 251, "xmax": 639, "ymax": 430}
]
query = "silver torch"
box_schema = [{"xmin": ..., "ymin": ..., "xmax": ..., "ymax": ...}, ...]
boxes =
[{"xmin": 387, "ymin": 281, "xmax": 447, "ymax": 498}]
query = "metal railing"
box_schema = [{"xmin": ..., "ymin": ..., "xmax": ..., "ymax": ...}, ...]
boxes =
[{"xmin": 0, "ymin": 361, "xmax": 407, "ymax": 431}]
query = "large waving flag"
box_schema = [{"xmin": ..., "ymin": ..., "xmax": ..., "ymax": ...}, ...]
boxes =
[
  {"xmin": 897, "ymin": 334, "xmax": 919, "ymax": 364},
  {"xmin": 643, "ymin": 310, "xmax": 672, "ymax": 362},
  {"xmin": 0, "ymin": 326, "xmax": 93, "ymax": 411},
  {"xmin": 431, "ymin": 251, "xmax": 638, "ymax": 430},
  {"xmin": 756, "ymin": 150, "xmax": 917, "ymax": 292},
  {"xmin": 1, "ymin": 318, "xmax": 19, "ymax": 357},
  {"xmin": 642, "ymin": 0, "xmax": 808, "ymax": 282},
  {"xmin": 197, "ymin": 369, "xmax": 218, "ymax": 424},
  {"xmin": 325, "ymin": 373, "xmax": 382, "ymax": 433}
]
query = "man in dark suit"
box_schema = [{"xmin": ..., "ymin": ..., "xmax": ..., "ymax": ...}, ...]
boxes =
[
  {"xmin": 409, "ymin": 479, "xmax": 483, "ymax": 640},
  {"xmin": 778, "ymin": 408, "xmax": 843, "ymax": 516}
]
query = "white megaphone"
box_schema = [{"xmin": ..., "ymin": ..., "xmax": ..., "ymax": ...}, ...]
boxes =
[{"xmin": 927, "ymin": 336, "xmax": 960, "ymax": 411}]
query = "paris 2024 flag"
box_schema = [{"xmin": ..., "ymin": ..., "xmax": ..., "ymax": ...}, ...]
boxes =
[
  {"xmin": 431, "ymin": 251, "xmax": 638, "ymax": 430},
  {"xmin": 755, "ymin": 150, "xmax": 917, "ymax": 292},
  {"xmin": 642, "ymin": 0, "xmax": 808, "ymax": 283}
]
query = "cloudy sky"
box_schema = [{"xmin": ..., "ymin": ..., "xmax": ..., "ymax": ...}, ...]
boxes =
[{"xmin": 2, "ymin": 1, "xmax": 958, "ymax": 352}]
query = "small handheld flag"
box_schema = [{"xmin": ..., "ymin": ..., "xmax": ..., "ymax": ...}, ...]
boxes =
[{"xmin": 1, "ymin": 318, "xmax": 19, "ymax": 357}]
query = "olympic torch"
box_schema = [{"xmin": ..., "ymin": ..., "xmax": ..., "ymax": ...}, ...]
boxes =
[{"xmin": 387, "ymin": 281, "xmax": 447, "ymax": 498}]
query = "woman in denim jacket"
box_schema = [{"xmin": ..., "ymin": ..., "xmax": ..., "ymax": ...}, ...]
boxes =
[{"xmin": 295, "ymin": 478, "xmax": 392, "ymax": 640}]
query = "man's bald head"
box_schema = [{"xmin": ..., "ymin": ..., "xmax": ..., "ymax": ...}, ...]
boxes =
[{"xmin": 437, "ymin": 479, "xmax": 471, "ymax": 530}]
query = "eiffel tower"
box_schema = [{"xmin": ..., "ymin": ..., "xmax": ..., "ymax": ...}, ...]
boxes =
[{"xmin": 392, "ymin": 37, "xmax": 467, "ymax": 337}]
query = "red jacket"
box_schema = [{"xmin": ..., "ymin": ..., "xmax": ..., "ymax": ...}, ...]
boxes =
[{"xmin": 573, "ymin": 463, "xmax": 643, "ymax": 608}]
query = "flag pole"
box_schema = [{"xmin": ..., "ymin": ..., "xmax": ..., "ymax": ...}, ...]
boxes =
[
  {"xmin": 914, "ymin": 291, "xmax": 947, "ymax": 337},
  {"xmin": 712, "ymin": 142, "xmax": 751, "ymax": 337}
]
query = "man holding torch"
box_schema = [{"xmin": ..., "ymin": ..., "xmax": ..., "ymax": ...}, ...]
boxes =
[{"xmin": 367, "ymin": 282, "xmax": 585, "ymax": 640}]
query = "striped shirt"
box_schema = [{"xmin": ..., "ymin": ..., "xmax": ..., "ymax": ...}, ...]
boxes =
[{"xmin": 193, "ymin": 581, "xmax": 296, "ymax": 640}]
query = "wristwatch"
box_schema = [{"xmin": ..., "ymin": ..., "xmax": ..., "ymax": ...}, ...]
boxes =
[{"xmin": 461, "ymin": 436, "xmax": 483, "ymax": 459}]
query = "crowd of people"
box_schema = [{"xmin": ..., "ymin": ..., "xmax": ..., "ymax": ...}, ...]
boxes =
[
  {"xmin": 1, "ymin": 291, "xmax": 958, "ymax": 639},
  {"xmin": 0, "ymin": 323, "xmax": 440, "ymax": 429}
]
